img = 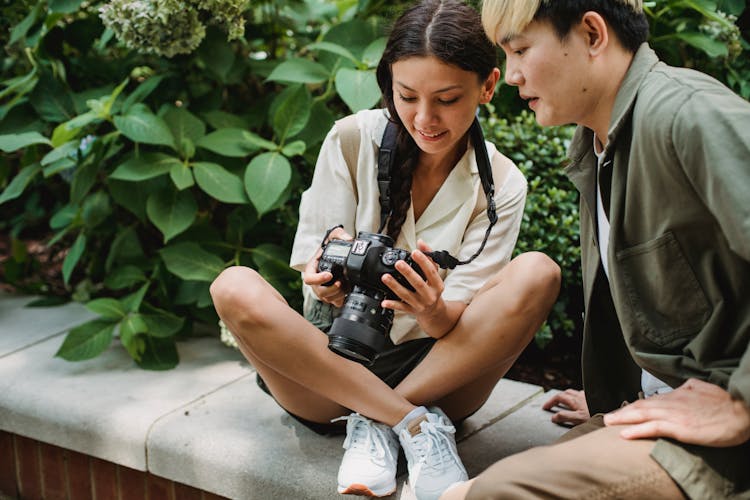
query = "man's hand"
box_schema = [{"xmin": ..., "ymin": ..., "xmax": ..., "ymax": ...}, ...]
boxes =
[
  {"xmin": 604, "ymin": 378, "xmax": 750, "ymax": 447},
  {"xmin": 542, "ymin": 389, "xmax": 590, "ymax": 426}
]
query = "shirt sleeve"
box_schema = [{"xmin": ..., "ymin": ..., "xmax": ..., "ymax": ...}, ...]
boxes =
[
  {"xmin": 672, "ymin": 90, "xmax": 750, "ymax": 405},
  {"xmin": 289, "ymin": 124, "xmax": 359, "ymax": 273},
  {"xmin": 441, "ymin": 153, "xmax": 527, "ymax": 304}
]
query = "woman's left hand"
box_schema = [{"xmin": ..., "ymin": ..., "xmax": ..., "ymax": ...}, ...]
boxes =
[{"xmin": 381, "ymin": 240, "xmax": 460, "ymax": 337}]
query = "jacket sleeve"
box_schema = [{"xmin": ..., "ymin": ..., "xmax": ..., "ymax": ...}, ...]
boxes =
[{"xmin": 672, "ymin": 88, "xmax": 750, "ymax": 405}]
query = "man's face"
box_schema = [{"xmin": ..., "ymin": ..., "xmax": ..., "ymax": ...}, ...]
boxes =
[{"xmin": 500, "ymin": 20, "xmax": 596, "ymax": 128}]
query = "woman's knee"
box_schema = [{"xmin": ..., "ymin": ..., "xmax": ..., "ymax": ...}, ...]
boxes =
[
  {"xmin": 508, "ymin": 252, "xmax": 561, "ymax": 307},
  {"xmin": 210, "ymin": 266, "xmax": 272, "ymax": 324}
]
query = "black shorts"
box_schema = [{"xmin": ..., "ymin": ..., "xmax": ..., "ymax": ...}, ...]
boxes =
[{"xmin": 256, "ymin": 336, "xmax": 436, "ymax": 436}]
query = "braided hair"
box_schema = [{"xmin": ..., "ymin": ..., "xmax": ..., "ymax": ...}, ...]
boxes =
[{"xmin": 375, "ymin": 0, "xmax": 497, "ymax": 241}]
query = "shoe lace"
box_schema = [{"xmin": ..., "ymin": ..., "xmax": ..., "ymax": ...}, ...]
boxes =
[
  {"xmin": 408, "ymin": 418, "xmax": 460, "ymax": 473},
  {"xmin": 332, "ymin": 413, "xmax": 396, "ymax": 463}
]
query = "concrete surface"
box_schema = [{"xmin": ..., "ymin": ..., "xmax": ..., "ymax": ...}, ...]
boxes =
[{"xmin": 0, "ymin": 292, "xmax": 569, "ymax": 499}]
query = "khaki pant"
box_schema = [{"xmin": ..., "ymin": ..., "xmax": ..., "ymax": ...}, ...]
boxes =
[{"xmin": 467, "ymin": 415, "xmax": 686, "ymax": 499}]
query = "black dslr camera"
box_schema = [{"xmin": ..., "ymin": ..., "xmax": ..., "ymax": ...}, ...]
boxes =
[{"xmin": 317, "ymin": 231, "xmax": 425, "ymax": 365}]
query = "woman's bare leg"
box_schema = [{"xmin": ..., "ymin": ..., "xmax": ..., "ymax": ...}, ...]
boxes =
[
  {"xmin": 394, "ymin": 252, "xmax": 561, "ymax": 419},
  {"xmin": 210, "ymin": 266, "xmax": 415, "ymax": 426}
]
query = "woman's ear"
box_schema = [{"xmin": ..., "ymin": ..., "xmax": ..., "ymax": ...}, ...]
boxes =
[
  {"xmin": 480, "ymin": 67, "xmax": 501, "ymax": 104},
  {"xmin": 579, "ymin": 11, "xmax": 609, "ymax": 56}
]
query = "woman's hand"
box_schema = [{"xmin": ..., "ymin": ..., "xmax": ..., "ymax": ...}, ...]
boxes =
[
  {"xmin": 381, "ymin": 239, "xmax": 461, "ymax": 338},
  {"xmin": 302, "ymin": 227, "xmax": 353, "ymax": 308},
  {"xmin": 542, "ymin": 389, "xmax": 590, "ymax": 426}
]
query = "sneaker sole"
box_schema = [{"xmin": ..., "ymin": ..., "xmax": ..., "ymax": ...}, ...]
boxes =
[{"xmin": 338, "ymin": 483, "xmax": 396, "ymax": 497}]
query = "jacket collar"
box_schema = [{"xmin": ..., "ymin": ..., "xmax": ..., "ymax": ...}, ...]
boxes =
[{"xmin": 565, "ymin": 43, "xmax": 659, "ymax": 213}]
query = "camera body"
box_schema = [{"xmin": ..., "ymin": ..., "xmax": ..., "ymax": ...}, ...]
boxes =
[{"xmin": 317, "ymin": 231, "xmax": 424, "ymax": 364}]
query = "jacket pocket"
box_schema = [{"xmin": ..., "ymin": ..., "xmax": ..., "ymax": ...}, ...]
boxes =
[{"xmin": 615, "ymin": 231, "xmax": 711, "ymax": 348}]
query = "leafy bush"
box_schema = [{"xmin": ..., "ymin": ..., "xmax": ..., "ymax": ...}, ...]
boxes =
[{"xmin": 484, "ymin": 109, "xmax": 578, "ymax": 346}]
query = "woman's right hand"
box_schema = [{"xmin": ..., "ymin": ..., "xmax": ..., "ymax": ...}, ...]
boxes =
[{"xmin": 302, "ymin": 227, "xmax": 353, "ymax": 308}]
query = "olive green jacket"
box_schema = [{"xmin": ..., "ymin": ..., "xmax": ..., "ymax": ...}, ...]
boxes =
[{"xmin": 565, "ymin": 44, "xmax": 750, "ymax": 498}]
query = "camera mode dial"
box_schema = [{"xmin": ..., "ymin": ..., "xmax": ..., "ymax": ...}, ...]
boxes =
[{"xmin": 381, "ymin": 249, "xmax": 408, "ymax": 266}]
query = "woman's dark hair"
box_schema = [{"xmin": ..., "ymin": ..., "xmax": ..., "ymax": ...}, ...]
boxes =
[
  {"xmin": 536, "ymin": 1, "xmax": 649, "ymax": 53},
  {"xmin": 375, "ymin": 0, "xmax": 497, "ymax": 241}
]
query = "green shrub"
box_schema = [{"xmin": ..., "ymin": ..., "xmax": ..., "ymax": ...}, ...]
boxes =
[{"xmin": 484, "ymin": 109, "xmax": 578, "ymax": 346}]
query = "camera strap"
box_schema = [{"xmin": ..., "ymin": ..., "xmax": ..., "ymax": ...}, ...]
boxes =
[{"xmin": 377, "ymin": 117, "xmax": 497, "ymax": 270}]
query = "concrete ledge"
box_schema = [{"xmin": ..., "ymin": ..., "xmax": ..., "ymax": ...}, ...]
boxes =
[{"xmin": 0, "ymin": 293, "xmax": 569, "ymax": 499}]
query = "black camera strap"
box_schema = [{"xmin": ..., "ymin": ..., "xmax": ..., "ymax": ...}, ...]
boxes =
[{"xmin": 377, "ymin": 117, "xmax": 497, "ymax": 270}]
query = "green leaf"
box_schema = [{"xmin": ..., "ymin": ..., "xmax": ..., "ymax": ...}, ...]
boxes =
[
  {"xmin": 196, "ymin": 128, "xmax": 262, "ymax": 157},
  {"xmin": 49, "ymin": 0, "xmax": 84, "ymax": 14},
  {"xmin": 0, "ymin": 132, "xmax": 51, "ymax": 152},
  {"xmin": 141, "ymin": 310, "xmax": 185, "ymax": 338},
  {"xmin": 119, "ymin": 313, "xmax": 147, "ymax": 360},
  {"xmin": 266, "ymin": 58, "xmax": 330, "ymax": 84},
  {"xmin": 281, "ymin": 140, "xmax": 306, "ymax": 157},
  {"xmin": 335, "ymin": 68, "xmax": 381, "ymax": 113},
  {"xmin": 146, "ymin": 188, "xmax": 197, "ymax": 242},
  {"xmin": 271, "ymin": 85, "xmax": 311, "ymax": 142},
  {"xmin": 55, "ymin": 319, "xmax": 116, "ymax": 361},
  {"xmin": 41, "ymin": 140, "xmax": 77, "ymax": 166},
  {"xmin": 202, "ymin": 110, "xmax": 248, "ymax": 130},
  {"xmin": 0, "ymin": 163, "xmax": 41, "ymax": 205},
  {"xmin": 70, "ymin": 157, "xmax": 98, "ymax": 204},
  {"xmin": 122, "ymin": 75, "xmax": 165, "ymax": 113},
  {"xmin": 62, "ymin": 232, "xmax": 86, "ymax": 285},
  {"xmin": 114, "ymin": 104, "xmax": 175, "ymax": 148},
  {"xmin": 29, "ymin": 74, "xmax": 75, "ymax": 122},
  {"xmin": 81, "ymin": 191, "xmax": 112, "ymax": 228},
  {"xmin": 110, "ymin": 153, "xmax": 182, "ymax": 181},
  {"xmin": 169, "ymin": 163, "xmax": 195, "ymax": 190},
  {"xmin": 162, "ymin": 106, "xmax": 206, "ymax": 147},
  {"xmin": 136, "ymin": 336, "xmax": 179, "ymax": 370},
  {"xmin": 50, "ymin": 204, "xmax": 77, "ymax": 229},
  {"xmin": 86, "ymin": 298, "xmax": 126, "ymax": 320},
  {"xmin": 193, "ymin": 161, "xmax": 248, "ymax": 203},
  {"xmin": 159, "ymin": 242, "xmax": 224, "ymax": 282},
  {"xmin": 104, "ymin": 265, "xmax": 147, "ymax": 290},
  {"xmin": 244, "ymin": 152, "xmax": 292, "ymax": 215},
  {"xmin": 306, "ymin": 41, "xmax": 359, "ymax": 64},
  {"xmin": 122, "ymin": 283, "xmax": 149, "ymax": 312},
  {"xmin": 362, "ymin": 38, "xmax": 387, "ymax": 68},
  {"xmin": 673, "ymin": 32, "xmax": 728, "ymax": 58}
]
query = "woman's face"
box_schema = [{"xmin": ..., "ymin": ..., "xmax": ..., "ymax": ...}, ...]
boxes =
[{"xmin": 391, "ymin": 56, "xmax": 498, "ymax": 162}]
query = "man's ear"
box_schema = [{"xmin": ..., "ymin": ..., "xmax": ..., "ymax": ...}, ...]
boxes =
[
  {"xmin": 579, "ymin": 11, "xmax": 609, "ymax": 56},
  {"xmin": 480, "ymin": 67, "xmax": 501, "ymax": 104}
]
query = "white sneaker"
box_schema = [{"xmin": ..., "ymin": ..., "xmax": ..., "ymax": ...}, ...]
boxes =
[
  {"xmin": 398, "ymin": 407, "xmax": 468, "ymax": 500},
  {"xmin": 333, "ymin": 412, "xmax": 400, "ymax": 497}
]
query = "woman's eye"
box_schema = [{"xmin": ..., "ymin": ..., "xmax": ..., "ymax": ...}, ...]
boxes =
[
  {"xmin": 398, "ymin": 94, "xmax": 416, "ymax": 102},
  {"xmin": 439, "ymin": 97, "xmax": 459, "ymax": 105}
]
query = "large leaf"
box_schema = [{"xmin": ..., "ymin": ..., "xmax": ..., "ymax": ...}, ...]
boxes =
[
  {"xmin": 244, "ymin": 152, "xmax": 292, "ymax": 215},
  {"xmin": 62, "ymin": 232, "xmax": 86, "ymax": 285},
  {"xmin": 271, "ymin": 85, "xmax": 312, "ymax": 142},
  {"xmin": 122, "ymin": 75, "xmax": 165, "ymax": 113},
  {"xmin": 162, "ymin": 105, "xmax": 206, "ymax": 147},
  {"xmin": 29, "ymin": 74, "xmax": 75, "ymax": 122},
  {"xmin": 136, "ymin": 336, "xmax": 179, "ymax": 370},
  {"xmin": 305, "ymin": 41, "xmax": 358, "ymax": 64},
  {"xmin": 104, "ymin": 265, "xmax": 147, "ymax": 290},
  {"xmin": 196, "ymin": 128, "xmax": 269, "ymax": 157},
  {"xmin": 114, "ymin": 104, "xmax": 175, "ymax": 147},
  {"xmin": 673, "ymin": 32, "xmax": 728, "ymax": 58},
  {"xmin": 110, "ymin": 153, "xmax": 182, "ymax": 181},
  {"xmin": 55, "ymin": 319, "xmax": 116, "ymax": 361},
  {"xmin": 141, "ymin": 309, "xmax": 185, "ymax": 338},
  {"xmin": 146, "ymin": 188, "xmax": 197, "ymax": 242},
  {"xmin": 0, "ymin": 132, "xmax": 51, "ymax": 152},
  {"xmin": 193, "ymin": 162, "xmax": 248, "ymax": 203},
  {"xmin": 266, "ymin": 58, "xmax": 330, "ymax": 84},
  {"xmin": 335, "ymin": 68, "xmax": 380, "ymax": 113},
  {"xmin": 0, "ymin": 163, "xmax": 41, "ymax": 205},
  {"xmin": 86, "ymin": 298, "xmax": 126, "ymax": 320},
  {"xmin": 159, "ymin": 242, "xmax": 224, "ymax": 282}
]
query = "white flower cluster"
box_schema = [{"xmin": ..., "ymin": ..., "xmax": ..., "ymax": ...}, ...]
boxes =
[
  {"xmin": 219, "ymin": 320, "xmax": 239, "ymax": 349},
  {"xmin": 700, "ymin": 11, "xmax": 742, "ymax": 60},
  {"xmin": 100, "ymin": 0, "xmax": 247, "ymax": 57}
]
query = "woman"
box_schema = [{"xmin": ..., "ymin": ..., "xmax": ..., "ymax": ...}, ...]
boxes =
[{"xmin": 210, "ymin": 1, "xmax": 561, "ymax": 498}]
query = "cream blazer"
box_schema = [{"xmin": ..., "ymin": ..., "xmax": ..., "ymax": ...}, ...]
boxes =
[{"xmin": 290, "ymin": 109, "xmax": 527, "ymax": 344}]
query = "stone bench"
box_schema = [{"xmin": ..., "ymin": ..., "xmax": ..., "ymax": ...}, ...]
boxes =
[{"xmin": 0, "ymin": 292, "xmax": 567, "ymax": 499}]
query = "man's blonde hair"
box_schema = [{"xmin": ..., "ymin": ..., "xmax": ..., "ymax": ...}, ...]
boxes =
[{"xmin": 481, "ymin": 0, "xmax": 643, "ymax": 44}]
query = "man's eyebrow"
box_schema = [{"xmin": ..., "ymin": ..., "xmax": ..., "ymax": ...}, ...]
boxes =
[{"xmin": 500, "ymin": 34, "xmax": 518, "ymax": 45}]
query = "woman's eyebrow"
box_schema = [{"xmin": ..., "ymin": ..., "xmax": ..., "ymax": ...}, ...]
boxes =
[{"xmin": 395, "ymin": 81, "xmax": 463, "ymax": 93}]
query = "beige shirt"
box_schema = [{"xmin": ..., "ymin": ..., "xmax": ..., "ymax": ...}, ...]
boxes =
[{"xmin": 290, "ymin": 109, "xmax": 527, "ymax": 344}]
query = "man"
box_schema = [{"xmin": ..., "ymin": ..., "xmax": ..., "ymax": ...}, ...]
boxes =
[{"xmin": 442, "ymin": 1, "xmax": 750, "ymax": 498}]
